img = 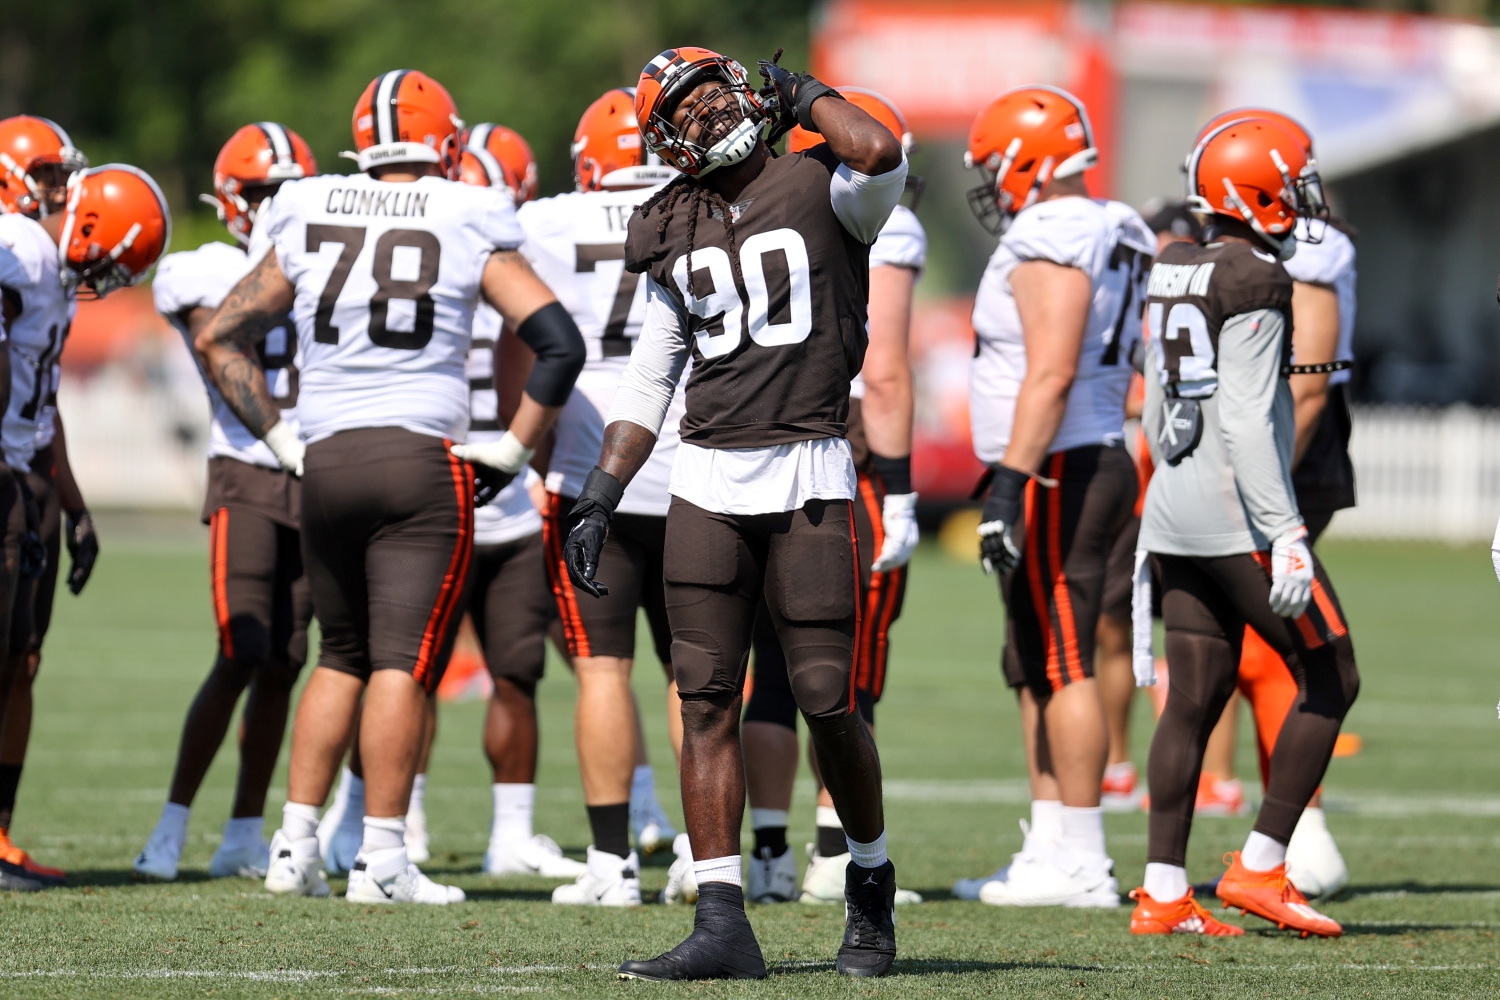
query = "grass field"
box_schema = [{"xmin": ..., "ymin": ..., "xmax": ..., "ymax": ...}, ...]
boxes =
[{"xmin": 3, "ymin": 512, "xmax": 1500, "ymax": 998}]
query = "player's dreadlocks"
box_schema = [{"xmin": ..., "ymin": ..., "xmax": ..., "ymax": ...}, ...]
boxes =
[{"xmin": 636, "ymin": 174, "xmax": 743, "ymax": 298}]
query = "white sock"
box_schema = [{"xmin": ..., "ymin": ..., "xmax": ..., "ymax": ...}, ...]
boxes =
[
  {"xmin": 846, "ymin": 830, "xmax": 888, "ymax": 869},
  {"xmin": 1241, "ymin": 830, "xmax": 1287, "ymax": 872},
  {"xmin": 408, "ymin": 774, "xmax": 426, "ymax": 816},
  {"xmin": 492, "ymin": 783, "xmax": 535, "ymax": 843},
  {"xmin": 362, "ymin": 815, "xmax": 407, "ymax": 855},
  {"xmin": 156, "ymin": 802, "xmax": 191, "ymax": 843},
  {"xmin": 1143, "ymin": 862, "xmax": 1189, "ymax": 902},
  {"xmin": 222, "ymin": 816, "xmax": 263, "ymax": 848},
  {"xmin": 1060, "ymin": 805, "xmax": 1106, "ymax": 858},
  {"xmin": 815, "ymin": 805, "xmax": 842, "ymax": 830},
  {"xmin": 1029, "ymin": 799, "xmax": 1063, "ymax": 847},
  {"xmin": 1297, "ymin": 806, "xmax": 1327, "ymax": 833},
  {"xmin": 750, "ymin": 808, "xmax": 788, "ymax": 830},
  {"xmin": 693, "ymin": 855, "xmax": 743, "ymax": 886},
  {"xmin": 282, "ymin": 802, "xmax": 321, "ymax": 842}
]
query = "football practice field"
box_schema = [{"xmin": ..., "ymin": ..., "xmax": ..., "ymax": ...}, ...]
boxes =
[{"xmin": 3, "ymin": 512, "xmax": 1499, "ymax": 998}]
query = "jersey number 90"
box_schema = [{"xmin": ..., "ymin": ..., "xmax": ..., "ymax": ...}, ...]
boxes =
[
  {"xmin": 672, "ymin": 228, "xmax": 813, "ymax": 359},
  {"xmin": 307, "ymin": 225, "xmax": 441, "ymax": 350}
]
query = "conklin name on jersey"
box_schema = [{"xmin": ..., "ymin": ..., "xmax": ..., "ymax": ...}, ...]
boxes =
[
  {"xmin": 254, "ymin": 172, "xmax": 524, "ymax": 444},
  {"xmin": 0, "ymin": 213, "xmax": 73, "ymax": 472}
]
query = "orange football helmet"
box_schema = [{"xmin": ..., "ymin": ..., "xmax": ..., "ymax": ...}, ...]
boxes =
[
  {"xmin": 964, "ymin": 86, "xmax": 1096, "ymax": 234},
  {"xmin": 203, "ymin": 122, "xmax": 316, "ymax": 245},
  {"xmin": 1196, "ymin": 108, "xmax": 1327, "ymax": 221},
  {"xmin": 58, "ymin": 165, "xmax": 171, "ymax": 299},
  {"xmin": 351, "ymin": 70, "xmax": 464, "ymax": 178},
  {"xmin": 1186, "ymin": 118, "xmax": 1311, "ymax": 260},
  {"xmin": 786, "ymin": 87, "xmax": 923, "ymax": 208},
  {"xmin": 0, "ymin": 115, "xmax": 88, "ymax": 217},
  {"xmin": 572, "ymin": 88, "xmax": 679, "ymax": 192},
  {"xmin": 459, "ymin": 124, "xmax": 538, "ymax": 204},
  {"xmin": 636, "ymin": 47, "xmax": 767, "ymax": 177}
]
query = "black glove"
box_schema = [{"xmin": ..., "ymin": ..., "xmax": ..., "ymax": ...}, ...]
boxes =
[
  {"xmin": 65, "ymin": 509, "xmax": 98, "ymax": 594},
  {"xmin": 977, "ymin": 465, "xmax": 1030, "ymax": 575},
  {"xmin": 565, "ymin": 467, "xmax": 625, "ymax": 599},
  {"xmin": 19, "ymin": 530, "xmax": 45, "ymax": 581},
  {"xmin": 472, "ymin": 465, "xmax": 516, "ymax": 508},
  {"xmin": 757, "ymin": 48, "xmax": 844, "ymax": 148}
]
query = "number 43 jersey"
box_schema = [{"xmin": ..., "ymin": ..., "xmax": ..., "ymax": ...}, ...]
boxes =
[{"xmin": 256, "ymin": 173, "xmax": 524, "ymax": 444}]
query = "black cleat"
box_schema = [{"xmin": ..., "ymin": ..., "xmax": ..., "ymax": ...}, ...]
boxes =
[
  {"xmin": 838, "ymin": 859, "xmax": 897, "ymax": 978},
  {"xmin": 618, "ymin": 882, "xmax": 767, "ymax": 981}
]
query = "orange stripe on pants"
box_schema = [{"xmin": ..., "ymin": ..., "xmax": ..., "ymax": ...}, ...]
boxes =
[
  {"xmin": 413, "ymin": 445, "xmax": 475, "ymax": 690},
  {"xmin": 540, "ymin": 493, "xmax": 591, "ymax": 658},
  {"xmin": 209, "ymin": 507, "xmax": 234, "ymax": 659},
  {"xmin": 1045, "ymin": 453, "xmax": 1085, "ymax": 686}
]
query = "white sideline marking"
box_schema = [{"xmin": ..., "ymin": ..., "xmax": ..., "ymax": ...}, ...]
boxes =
[{"xmin": 0, "ymin": 965, "xmax": 601, "ymax": 981}]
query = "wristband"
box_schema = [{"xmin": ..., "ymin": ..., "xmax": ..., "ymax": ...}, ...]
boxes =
[
  {"xmin": 986, "ymin": 465, "xmax": 1031, "ymax": 526},
  {"xmin": 870, "ymin": 453, "xmax": 912, "ymax": 495},
  {"xmin": 569, "ymin": 466, "xmax": 625, "ymax": 523},
  {"xmin": 794, "ymin": 77, "xmax": 844, "ymax": 132}
]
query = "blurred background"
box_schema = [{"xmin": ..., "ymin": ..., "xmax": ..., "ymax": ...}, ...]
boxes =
[{"xmin": 4, "ymin": 0, "xmax": 1500, "ymax": 538}]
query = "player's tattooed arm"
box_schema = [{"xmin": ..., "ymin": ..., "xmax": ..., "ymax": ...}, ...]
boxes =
[
  {"xmin": 194, "ymin": 250, "xmax": 295, "ymax": 438},
  {"xmin": 597, "ymin": 419, "xmax": 658, "ymax": 488}
]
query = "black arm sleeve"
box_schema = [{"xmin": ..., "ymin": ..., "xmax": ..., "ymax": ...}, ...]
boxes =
[{"xmin": 516, "ymin": 301, "xmax": 587, "ymax": 407}]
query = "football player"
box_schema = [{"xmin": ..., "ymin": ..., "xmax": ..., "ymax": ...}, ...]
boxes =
[
  {"xmin": 1127, "ymin": 118, "xmax": 1358, "ymax": 938},
  {"xmin": 0, "ymin": 156, "xmax": 170, "ymax": 890},
  {"xmin": 196, "ymin": 69, "xmax": 585, "ymax": 905},
  {"xmin": 496, "ymin": 91, "xmax": 686, "ymax": 906},
  {"xmin": 1189, "ymin": 109, "xmax": 1359, "ymax": 898},
  {"xmin": 568, "ymin": 47, "xmax": 907, "ymax": 979},
  {"xmin": 738, "ymin": 87, "xmax": 924, "ymax": 907},
  {"xmin": 953, "ymin": 87, "xmax": 1153, "ymax": 908},
  {"xmin": 135, "ymin": 123, "xmax": 316, "ymax": 883}
]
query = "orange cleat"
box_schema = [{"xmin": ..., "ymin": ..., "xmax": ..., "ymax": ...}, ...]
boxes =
[
  {"xmin": 1195, "ymin": 773, "xmax": 1249, "ymax": 817},
  {"xmin": 0, "ymin": 828, "xmax": 66, "ymax": 887},
  {"xmin": 1215, "ymin": 852, "xmax": 1341, "ymax": 938},
  {"xmin": 1129, "ymin": 887, "xmax": 1244, "ymax": 936}
]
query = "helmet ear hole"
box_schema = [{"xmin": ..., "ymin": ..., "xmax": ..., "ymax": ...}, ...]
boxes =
[
  {"xmin": 1257, "ymin": 190, "xmax": 1273, "ymax": 207},
  {"xmin": 1017, "ymin": 159, "xmax": 1035, "ymax": 174}
]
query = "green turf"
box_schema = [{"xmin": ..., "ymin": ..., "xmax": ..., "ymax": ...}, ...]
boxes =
[{"xmin": 3, "ymin": 517, "xmax": 1500, "ymax": 998}]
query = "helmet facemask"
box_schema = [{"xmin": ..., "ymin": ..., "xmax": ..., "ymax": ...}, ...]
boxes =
[{"xmin": 647, "ymin": 68, "xmax": 765, "ymax": 177}]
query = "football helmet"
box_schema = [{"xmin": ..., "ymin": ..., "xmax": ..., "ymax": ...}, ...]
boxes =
[
  {"xmin": 963, "ymin": 86, "xmax": 1096, "ymax": 235},
  {"xmin": 636, "ymin": 47, "xmax": 768, "ymax": 177},
  {"xmin": 58, "ymin": 164, "xmax": 171, "ymax": 298},
  {"xmin": 0, "ymin": 115, "xmax": 88, "ymax": 217},
  {"xmin": 1186, "ymin": 118, "xmax": 1311, "ymax": 261},
  {"xmin": 1197, "ymin": 108, "xmax": 1327, "ymax": 222},
  {"xmin": 786, "ymin": 87, "xmax": 923, "ymax": 208},
  {"xmin": 459, "ymin": 123, "xmax": 538, "ymax": 204},
  {"xmin": 573, "ymin": 89, "xmax": 678, "ymax": 192},
  {"xmin": 202, "ymin": 122, "xmax": 316, "ymax": 245},
  {"xmin": 351, "ymin": 70, "xmax": 464, "ymax": 177}
]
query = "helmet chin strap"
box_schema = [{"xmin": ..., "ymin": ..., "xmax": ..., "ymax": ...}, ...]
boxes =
[
  {"xmin": 698, "ymin": 115, "xmax": 761, "ymax": 175},
  {"xmin": 1221, "ymin": 177, "xmax": 1295, "ymax": 261}
]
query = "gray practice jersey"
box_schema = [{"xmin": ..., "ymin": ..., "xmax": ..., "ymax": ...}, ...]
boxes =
[{"xmin": 1139, "ymin": 239, "xmax": 1303, "ymax": 556}]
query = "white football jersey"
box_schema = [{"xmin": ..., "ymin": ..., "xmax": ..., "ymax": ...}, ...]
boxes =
[
  {"xmin": 969, "ymin": 196, "xmax": 1154, "ymax": 463},
  {"xmin": 0, "ymin": 213, "xmax": 74, "ymax": 471},
  {"xmin": 1284, "ymin": 220, "xmax": 1356, "ymax": 386},
  {"xmin": 153, "ymin": 240, "xmax": 299, "ymax": 468},
  {"xmin": 518, "ymin": 187, "xmax": 683, "ymax": 516},
  {"xmin": 256, "ymin": 173, "xmax": 524, "ymax": 444},
  {"xmin": 852, "ymin": 204, "xmax": 927, "ymax": 400},
  {"xmin": 465, "ymin": 303, "xmax": 543, "ymax": 544}
]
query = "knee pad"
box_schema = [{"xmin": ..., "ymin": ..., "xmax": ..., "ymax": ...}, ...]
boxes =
[
  {"xmin": 787, "ymin": 644, "xmax": 853, "ymax": 721},
  {"xmin": 671, "ymin": 628, "xmax": 736, "ymax": 703},
  {"xmin": 226, "ymin": 615, "xmax": 273, "ymax": 670}
]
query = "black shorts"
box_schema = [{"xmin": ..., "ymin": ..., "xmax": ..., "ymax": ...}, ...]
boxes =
[
  {"xmin": 301, "ymin": 427, "xmax": 473, "ymax": 694},
  {"xmin": 467, "ymin": 530, "xmax": 555, "ymax": 694},
  {"xmin": 0, "ymin": 473, "xmax": 25, "ymax": 658},
  {"xmin": 1001, "ymin": 444, "xmax": 1135, "ymax": 696},
  {"xmin": 15, "ymin": 463, "xmax": 58, "ymax": 656},
  {"xmin": 541, "ymin": 493, "xmax": 671, "ymax": 665},
  {"xmin": 666, "ymin": 496, "xmax": 857, "ymax": 721},
  {"xmin": 204, "ymin": 459, "xmax": 312, "ymax": 676}
]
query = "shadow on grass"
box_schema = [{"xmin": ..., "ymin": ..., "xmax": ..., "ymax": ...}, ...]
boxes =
[{"xmin": 769, "ymin": 958, "xmax": 1095, "ymax": 977}]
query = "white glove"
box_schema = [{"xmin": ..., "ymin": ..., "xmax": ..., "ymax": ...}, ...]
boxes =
[
  {"xmin": 1268, "ymin": 532, "xmax": 1314, "ymax": 619},
  {"xmin": 871, "ymin": 492, "xmax": 919, "ymax": 572},
  {"xmin": 450, "ymin": 430, "xmax": 534, "ymax": 474},
  {"xmin": 263, "ymin": 420, "xmax": 305, "ymax": 477}
]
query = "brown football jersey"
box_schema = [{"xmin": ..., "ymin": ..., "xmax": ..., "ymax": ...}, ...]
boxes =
[
  {"xmin": 1145, "ymin": 240, "xmax": 1293, "ymax": 397},
  {"xmin": 623, "ymin": 146, "xmax": 871, "ymax": 449}
]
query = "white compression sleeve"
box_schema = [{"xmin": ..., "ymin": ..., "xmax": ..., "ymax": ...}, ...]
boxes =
[
  {"xmin": 606, "ymin": 275, "xmax": 691, "ymax": 436},
  {"xmin": 829, "ymin": 152, "xmax": 908, "ymax": 244}
]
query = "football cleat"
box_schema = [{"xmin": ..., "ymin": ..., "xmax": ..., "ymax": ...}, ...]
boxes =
[
  {"xmin": 801, "ymin": 846, "xmax": 921, "ymax": 905},
  {"xmin": 551, "ymin": 846, "xmax": 642, "ymax": 906},
  {"xmin": 1285, "ymin": 808, "xmax": 1349, "ymax": 900},
  {"xmin": 838, "ymin": 860, "xmax": 898, "ymax": 978},
  {"xmin": 0, "ymin": 859, "xmax": 47, "ymax": 891},
  {"xmin": 484, "ymin": 834, "xmax": 586, "ymax": 878},
  {"xmin": 1129, "ymin": 887, "xmax": 1244, "ymax": 935},
  {"xmin": 1194, "ymin": 774, "xmax": 1250, "ymax": 818},
  {"xmin": 208, "ymin": 838, "xmax": 270, "ymax": 879},
  {"xmin": 1216, "ymin": 852, "xmax": 1343, "ymax": 938},
  {"xmin": 618, "ymin": 882, "xmax": 767, "ymax": 980},
  {"xmin": 263, "ymin": 830, "xmax": 331, "ymax": 898},
  {"xmin": 404, "ymin": 805, "xmax": 431, "ymax": 865},
  {"xmin": 345, "ymin": 849, "xmax": 464, "ymax": 905},
  {"xmin": 746, "ymin": 845, "xmax": 799, "ymax": 903},
  {"xmin": 660, "ymin": 833, "xmax": 698, "ymax": 905},
  {"xmin": 979, "ymin": 846, "xmax": 1120, "ymax": 908},
  {"xmin": 630, "ymin": 795, "xmax": 677, "ymax": 857},
  {"xmin": 1102, "ymin": 762, "xmax": 1144, "ymax": 812},
  {"xmin": 952, "ymin": 818, "xmax": 1041, "ymax": 899},
  {"xmin": 132, "ymin": 826, "xmax": 183, "ymax": 883}
]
